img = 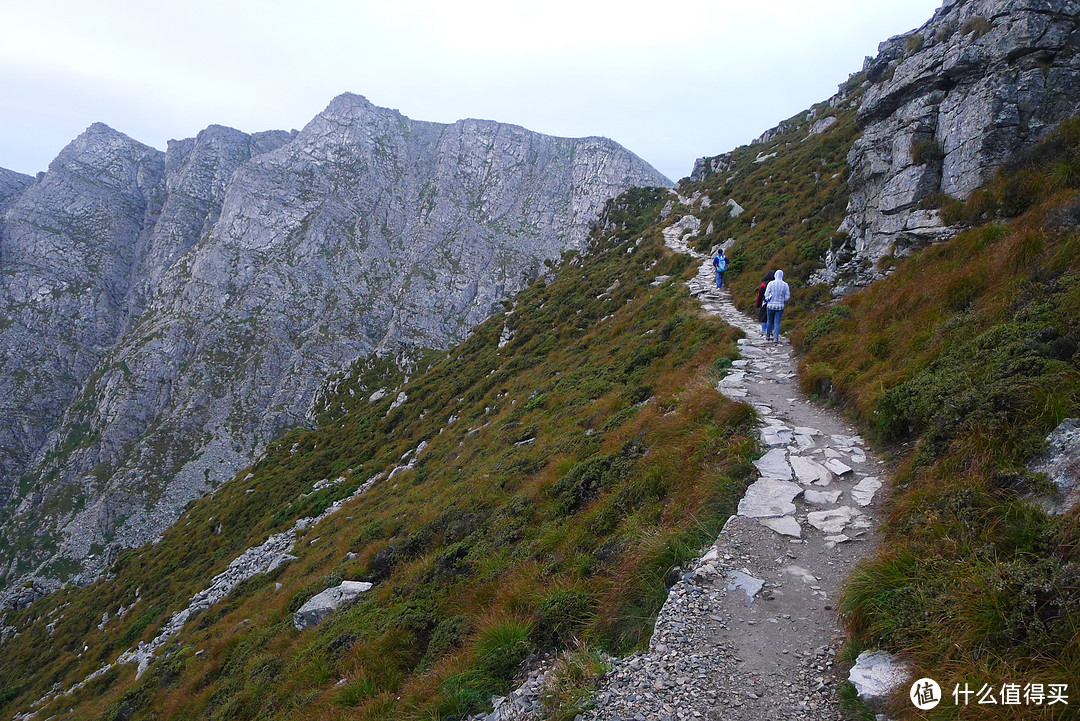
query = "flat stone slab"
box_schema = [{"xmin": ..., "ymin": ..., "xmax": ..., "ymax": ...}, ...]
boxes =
[
  {"xmin": 824, "ymin": 459, "xmax": 853, "ymax": 476},
  {"xmin": 293, "ymin": 581, "xmax": 373, "ymax": 631},
  {"xmin": 851, "ymin": 477, "xmax": 883, "ymax": 506},
  {"xmin": 737, "ymin": 479, "xmax": 803, "ymax": 518},
  {"xmin": 793, "ymin": 427, "xmax": 821, "ymax": 436},
  {"xmin": 806, "ymin": 506, "xmax": 863, "ymax": 534},
  {"xmin": 760, "ymin": 515, "xmax": 802, "ymax": 537},
  {"xmin": 849, "ymin": 650, "xmax": 911, "ymax": 702},
  {"xmin": 804, "ymin": 489, "xmax": 843, "ymax": 505},
  {"xmin": 789, "ymin": 456, "xmax": 832, "ymax": 485},
  {"xmin": 753, "ymin": 448, "xmax": 792, "ymax": 480},
  {"xmin": 725, "ymin": 570, "xmax": 765, "ymax": 602},
  {"xmin": 718, "ymin": 371, "xmax": 746, "ymax": 386}
]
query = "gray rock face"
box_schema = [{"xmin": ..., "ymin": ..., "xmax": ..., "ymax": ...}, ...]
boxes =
[
  {"xmin": 1029, "ymin": 417, "xmax": 1080, "ymax": 514},
  {"xmin": 0, "ymin": 168, "xmax": 32, "ymax": 213},
  {"xmin": 819, "ymin": 0, "xmax": 1080, "ymax": 292},
  {"xmin": 293, "ymin": 580, "xmax": 373, "ymax": 631},
  {"xmin": 0, "ymin": 93, "xmax": 670, "ymax": 601}
]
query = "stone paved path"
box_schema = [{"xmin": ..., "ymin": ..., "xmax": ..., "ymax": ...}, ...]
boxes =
[{"xmin": 580, "ymin": 228, "xmax": 889, "ymax": 720}]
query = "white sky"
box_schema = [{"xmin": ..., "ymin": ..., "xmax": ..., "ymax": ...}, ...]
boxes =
[{"xmin": 0, "ymin": 0, "xmax": 942, "ymax": 182}]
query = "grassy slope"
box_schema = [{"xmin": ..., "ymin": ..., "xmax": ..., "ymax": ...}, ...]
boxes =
[
  {"xmin": 0, "ymin": 187, "xmax": 759, "ymax": 721},
  {"xmin": 800, "ymin": 119, "xmax": 1080, "ymax": 719}
]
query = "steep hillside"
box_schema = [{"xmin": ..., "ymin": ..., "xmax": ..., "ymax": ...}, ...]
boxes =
[
  {"xmin": 0, "ymin": 95, "xmax": 670, "ymax": 601},
  {"xmin": 0, "ymin": 189, "xmax": 757, "ymax": 721},
  {"xmin": 800, "ymin": 117, "xmax": 1080, "ymax": 719}
]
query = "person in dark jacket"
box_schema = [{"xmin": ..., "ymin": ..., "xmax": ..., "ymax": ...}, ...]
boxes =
[{"xmin": 755, "ymin": 270, "xmax": 775, "ymax": 336}]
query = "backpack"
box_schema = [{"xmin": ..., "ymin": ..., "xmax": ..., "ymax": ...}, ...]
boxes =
[{"xmin": 716, "ymin": 255, "xmax": 727, "ymax": 272}]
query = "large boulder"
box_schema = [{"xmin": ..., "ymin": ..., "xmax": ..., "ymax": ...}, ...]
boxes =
[{"xmin": 293, "ymin": 581, "xmax": 373, "ymax": 631}]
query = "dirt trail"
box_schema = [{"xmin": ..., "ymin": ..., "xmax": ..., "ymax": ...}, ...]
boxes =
[{"xmin": 581, "ymin": 232, "xmax": 889, "ymax": 720}]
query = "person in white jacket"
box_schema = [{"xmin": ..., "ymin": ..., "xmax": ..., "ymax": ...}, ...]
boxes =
[{"xmin": 764, "ymin": 269, "xmax": 791, "ymax": 343}]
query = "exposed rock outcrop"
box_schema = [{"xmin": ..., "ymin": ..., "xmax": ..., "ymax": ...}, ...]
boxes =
[
  {"xmin": 0, "ymin": 94, "xmax": 670, "ymax": 602},
  {"xmin": 820, "ymin": 0, "xmax": 1080, "ymax": 292},
  {"xmin": 1029, "ymin": 417, "xmax": 1080, "ymax": 514},
  {"xmin": 293, "ymin": 581, "xmax": 373, "ymax": 631},
  {"xmin": 0, "ymin": 168, "xmax": 32, "ymax": 212}
]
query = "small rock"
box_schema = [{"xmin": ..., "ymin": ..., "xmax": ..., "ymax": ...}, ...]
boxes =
[
  {"xmin": 848, "ymin": 650, "xmax": 910, "ymax": 702},
  {"xmin": 753, "ymin": 449, "xmax": 793, "ymax": 480},
  {"xmin": 725, "ymin": 571, "xmax": 765, "ymax": 601},
  {"xmin": 737, "ymin": 480, "xmax": 803, "ymax": 518},
  {"xmin": 851, "ymin": 477, "xmax": 883, "ymax": 506}
]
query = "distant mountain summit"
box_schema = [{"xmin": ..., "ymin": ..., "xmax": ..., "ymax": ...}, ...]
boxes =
[{"xmin": 0, "ymin": 94, "xmax": 670, "ymax": 602}]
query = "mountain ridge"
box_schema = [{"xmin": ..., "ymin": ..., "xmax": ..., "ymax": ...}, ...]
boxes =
[{"xmin": 0, "ymin": 95, "xmax": 669, "ymax": 602}]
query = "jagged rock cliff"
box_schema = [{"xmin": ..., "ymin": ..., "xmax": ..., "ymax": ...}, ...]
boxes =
[
  {"xmin": 0, "ymin": 94, "xmax": 670, "ymax": 602},
  {"xmin": 820, "ymin": 0, "xmax": 1080, "ymax": 291}
]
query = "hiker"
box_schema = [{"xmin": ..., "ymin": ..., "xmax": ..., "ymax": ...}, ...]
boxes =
[
  {"xmin": 764, "ymin": 269, "xmax": 790, "ymax": 343},
  {"xmin": 712, "ymin": 249, "xmax": 727, "ymax": 289},
  {"xmin": 755, "ymin": 270, "xmax": 775, "ymax": 337}
]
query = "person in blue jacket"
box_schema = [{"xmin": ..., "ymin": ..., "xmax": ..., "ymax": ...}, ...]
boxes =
[
  {"xmin": 712, "ymin": 250, "xmax": 727, "ymax": 289},
  {"xmin": 764, "ymin": 269, "xmax": 791, "ymax": 343}
]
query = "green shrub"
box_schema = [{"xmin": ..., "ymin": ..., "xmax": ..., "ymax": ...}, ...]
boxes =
[
  {"xmin": 550, "ymin": 441, "xmax": 644, "ymax": 513},
  {"xmin": 911, "ymin": 138, "xmax": 944, "ymax": 165},
  {"xmin": 334, "ymin": 675, "xmax": 376, "ymax": 707},
  {"xmin": 802, "ymin": 305, "xmax": 852, "ymax": 349}
]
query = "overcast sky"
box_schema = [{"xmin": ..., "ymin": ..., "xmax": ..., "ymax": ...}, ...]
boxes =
[{"xmin": 1, "ymin": 0, "xmax": 943, "ymax": 182}]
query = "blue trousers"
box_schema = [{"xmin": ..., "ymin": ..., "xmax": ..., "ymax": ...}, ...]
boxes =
[
  {"xmin": 715, "ymin": 269, "xmax": 724, "ymax": 288},
  {"xmin": 766, "ymin": 306, "xmax": 784, "ymax": 339}
]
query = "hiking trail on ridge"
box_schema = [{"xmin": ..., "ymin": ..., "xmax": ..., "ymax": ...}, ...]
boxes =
[{"xmin": 580, "ymin": 217, "xmax": 891, "ymax": 720}]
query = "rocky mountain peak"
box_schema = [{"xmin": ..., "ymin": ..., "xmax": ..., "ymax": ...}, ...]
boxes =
[
  {"xmin": 0, "ymin": 97, "xmax": 670, "ymax": 602},
  {"xmin": 50, "ymin": 122, "xmax": 163, "ymax": 187}
]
